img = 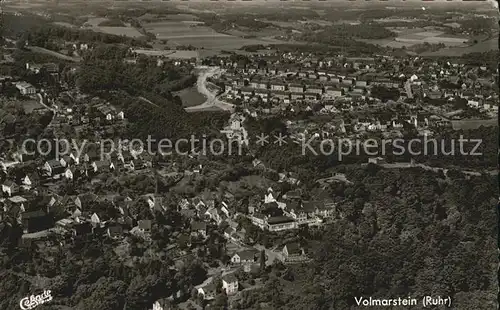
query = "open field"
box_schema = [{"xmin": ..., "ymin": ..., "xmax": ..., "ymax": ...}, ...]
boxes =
[
  {"xmin": 361, "ymin": 26, "xmax": 496, "ymax": 55},
  {"xmin": 144, "ymin": 20, "xmax": 285, "ymax": 50},
  {"xmin": 420, "ymin": 36, "xmax": 497, "ymax": 56},
  {"xmin": 144, "ymin": 21, "xmax": 224, "ymax": 40},
  {"xmin": 53, "ymin": 22, "xmax": 77, "ymax": 28},
  {"xmin": 364, "ymin": 27, "xmax": 468, "ymax": 49},
  {"xmin": 132, "ymin": 49, "xmax": 198, "ymax": 58},
  {"xmin": 175, "ymin": 87, "xmax": 206, "ymax": 107},
  {"xmin": 451, "ymin": 118, "xmax": 497, "ymax": 130},
  {"xmin": 395, "ymin": 30, "xmax": 467, "ymax": 47},
  {"xmin": 83, "ymin": 17, "xmax": 144, "ymax": 38},
  {"xmin": 20, "ymin": 100, "xmax": 45, "ymax": 113},
  {"xmin": 26, "ymin": 46, "xmax": 81, "ymax": 62}
]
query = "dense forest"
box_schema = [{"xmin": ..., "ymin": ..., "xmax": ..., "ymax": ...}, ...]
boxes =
[
  {"xmin": 3, "ymin": 13, "xmax": 150, "ymax": 49},
  {"xmin": 77, "ymin": 45, "xmax": 196, "ymax": 96},
  {"xmin": 234, "ymin": 166, "xmax": 497, "ymax": 309}
]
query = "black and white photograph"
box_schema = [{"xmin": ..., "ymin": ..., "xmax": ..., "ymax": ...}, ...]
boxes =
[{"xmin": 0, "ymin": 0, "xmax": 497, "ymax": 309}]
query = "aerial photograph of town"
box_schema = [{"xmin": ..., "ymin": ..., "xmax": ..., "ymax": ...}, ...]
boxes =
[{"xmin": 0, "ymin": 0, "xmax": 497, "ymax": 309}]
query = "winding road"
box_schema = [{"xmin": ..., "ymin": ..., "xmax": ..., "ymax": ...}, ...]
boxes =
[{"xmin": 185, "ymin": 66, "xmax": 234, "ymax": 113}]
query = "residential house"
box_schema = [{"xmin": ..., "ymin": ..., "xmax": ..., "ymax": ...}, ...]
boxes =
[
  {"xmin": 2, "ymin": 180, "xmax": 18, "ymax": 196},
  {"xmin": 65, "ymin": 167, "xmax": 80, "ymax": 180},
  {"xmin": 270, "ymin": 90, "xmax": 290, "ymax": 102},
  {"xmin": 205, "ymin": 207, "xmax": 222, "ymax": 225},
  {"xmin": 356, "ymin": 80, "xmax": 368, "ymax": 87},
  {"xmin": 220, "ymin": 201, "xmax": 232, "ymax": 218},
  {"xmin": 44, "ymin": 160, "xmax": 65, "ymax": 177},
  {"xmin": 91, "ymin": 160, "xmax": 115, "ymax": 174},
  {"xmin": 289, "ymin": 84, "xmax": 304, "ymax": 93},
  {"xmin": 291, "ymin": 93, "xmax": 304, "ymax": 101},
  {"xmin": 304, "ymin": 92, "xmax": 319, "ymax": 101},
  {"xmin": 239, "ymin": 87, "xmax": 254, "ymax": 100},
  {"xmin": 231, "ymin": 249, "xmax": 258, "ymax": 264},
  {"xmin": 283, "ymin": 190, "xmax": 302, "ymax": 200},
  {"xmin": 8, "ymin": 196, "xmax": 27, "ymax": 213},
  {"xmin": 59, "ymin": 155, "xmax": 73, "ymax": 167},
  {"xmin": 222, "ymin": 274, "xmax": 239, "ymax": 296},
  {"xmin": 137, "ymin": 219, "xmax": 152, "ymax": 233},
  {"xmin": 330, "ymin": 76, "xmax": 341, "ymax": 84},
  {"xmin": 257, "ymin": 81, "xmax": 268, "ymax": 90},
  {"xmin": 325, "ymin": 86, "xmax": 342, "ymax": 98},
  {"xmin": 90, "ymin": 213, "xmax": 101, "ymax": 227},
  {"xmin": 21, "ymin": 210, "xmax": 53, "ymax": 233},
  {"xmin": 286, "ymin": 202, "xmax": 308, "ymax": 225},
  {"xmin": 118, "ymin": 150, "xmax": 135, "ymax": 167},
  {"xmin": 69, "ymin": 151, "xmax": 81, "ymax": 165},
  {"xmin": 270, "ymin": 82, "xmax": 287, "ymax": 92},
  {"xmin": 282, "ymin": 242, "xmax": 306, "ymax": 262},
  {"xmin": 254, "ymin": 90, "xmax": 269, "ymax": 102},
  {"xmin": 306, "ymin": 85, "xmax": 323, "ymax": 95},
  {"xmin": 74, "ymin": 193, "xmax": 98, "ymax": 210},
  {"xmin": 190, "ymin": 221, "xmax": 207, "ymax": 238},
  {"xmin": 302, "ymin": 201, "xmax": 335, "ymax": 219},
  {"xmin": 72, "ymin": 222, "xmax": 93, "ymax": 238},
  {"xmin": 342, "ymin": 78, "xmax": 354, "ymax": 86},
  {"xmin": 130, "ymin": 159, "xmax": 146, "ymax": 171},
  {"xmin": 22, "ymin": 173, "xmax": 39, "ymax": 189},
  {"xmin": 107, "ymin": 225, "xmax": 123, "ymax": 239},
  {"xmin": 147, "ymin": 195, "xmax": 165, "ymax": 213},
  {"xmin": 197, "ymin": 282, "xmax": 216, "ymax": 301}
]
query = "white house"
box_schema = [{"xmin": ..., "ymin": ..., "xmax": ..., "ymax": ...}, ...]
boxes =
[
  {"xmin": 15, "ymin": 81, "xmax": 36, "ymax": 95},
  {"xmin": 231, "ymin": 249, "xmax": 258, "ymax": 264},
  {"xmin": 2, "ymin": 180, "xmax": 18, "ymax": 196},
  {"xmin": 222, "ymin": 274, "xmax": 239, "ymax": 295},
  {"xmin": 90, "ymin": 213, "xmax": 101, "ymax": 227}
]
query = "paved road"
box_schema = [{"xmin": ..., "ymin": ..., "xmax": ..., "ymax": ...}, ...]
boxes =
[{"xmin": 185, "ymin": 66, "xmax": 234, "ymax": 112}]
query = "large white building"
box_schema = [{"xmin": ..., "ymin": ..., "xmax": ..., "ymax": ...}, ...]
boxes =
[{"xmin": 15, "ymin": 81, "xmax": 36, "ymax": 95}]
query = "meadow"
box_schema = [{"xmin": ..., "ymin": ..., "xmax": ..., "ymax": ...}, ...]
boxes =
[
  {"xmin": 451, "ymin": 119, "xmax": 497, "ymax": 130},
  {"xmin": 175, "ymin": 87, "xmax": 206, "ymax": 107},
  {"xmin": 84, "ymin": 17, "xmax": 144, "ymax": 38}
]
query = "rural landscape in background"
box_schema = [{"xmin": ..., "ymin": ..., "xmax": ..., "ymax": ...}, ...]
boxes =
[{"xmin": 0, "ymin": 0, "xmax": 497, "ymax": 310}]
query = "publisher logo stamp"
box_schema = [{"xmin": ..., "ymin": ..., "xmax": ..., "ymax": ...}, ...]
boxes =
[{"xmin": 19, "ymin": 290, "xmax": 53, "ymax": 310}]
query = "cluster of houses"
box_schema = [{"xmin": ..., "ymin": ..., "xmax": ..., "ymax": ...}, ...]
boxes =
[
  {"xmin": 194, "ymin": 241, "xmax": 306, "ymax": 304},
  {"xmin": 209, "ymin": 53, "xmax": 497, "ymax": 119}
]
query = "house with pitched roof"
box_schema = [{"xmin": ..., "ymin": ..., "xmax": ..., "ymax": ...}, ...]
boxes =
[
  {"xmin": 2, "ymin": 180, "xmax": 18, "ymax": 196},
  {"xmin": 282, "ymin": 242, "xmax": 306, "ymax": 262},
  {"xmin": 231, "ymin": 249, "xmax": 258, "ymax": 264},
  {"xmin": 222, "ymin": 273, "xmax": 239, "ymax": 295}
]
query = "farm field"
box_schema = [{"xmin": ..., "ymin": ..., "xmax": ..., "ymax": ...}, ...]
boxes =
[
  {"xmin": 83, "ymin": 17, "xmax": 144, "ymax": 38},
  {"xmin": 420, "ymin": 36, "xmax": 497, "ymax": 56},
  {"xmin": 365, "ymin": 27, "xmax": 468, "ymax": 48},
  {"xmin": 144, "ymin": 21, "xmax": 285, "ymax": 50},
  {"xmin": 394, "ymin": 30, "xmax": 467, "ymax": 47},
  {"xmin": 359, "ymin": 26, "xmax": 497, "ymax": 55},
  {"xmin": 132, "ymin": 49, "xmax": 198, "ymax": 58},
  {"xmin": 144, "ymin": 21, "xmax": 225, "ymax": 40},
  {"xmin": 166, "ymin": 36, "xmax": 282, "ymax": 50}
]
